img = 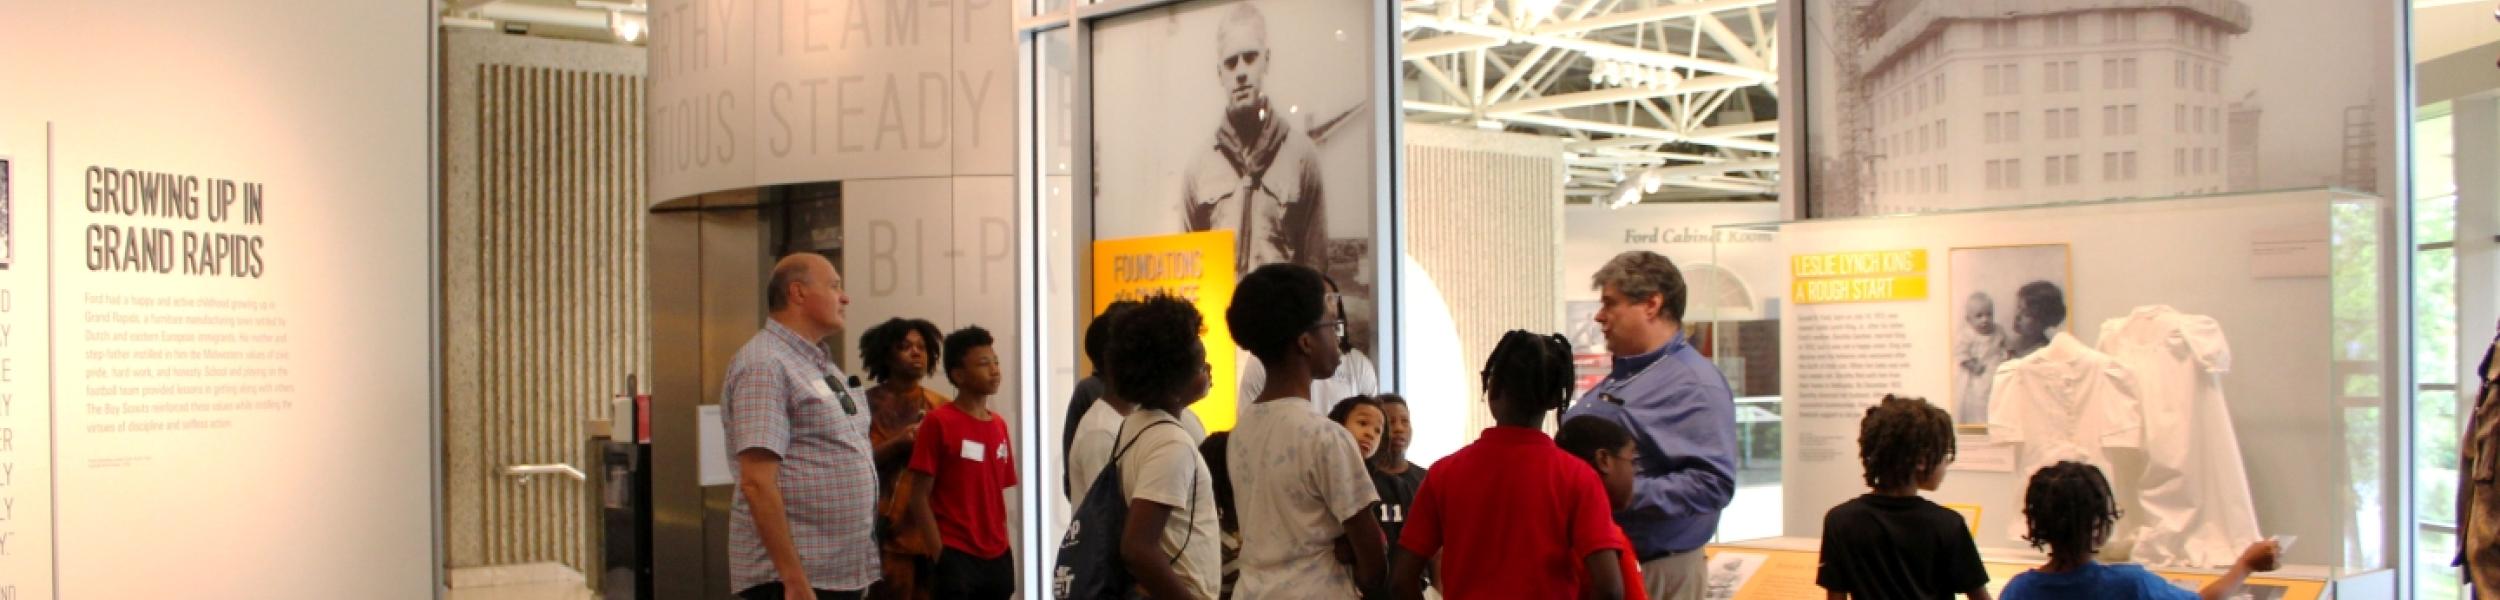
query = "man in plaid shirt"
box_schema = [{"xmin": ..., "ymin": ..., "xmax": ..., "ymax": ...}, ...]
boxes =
[{"xmin": 726, "ymin": 253, "xmax": 876, "ymax": 600}]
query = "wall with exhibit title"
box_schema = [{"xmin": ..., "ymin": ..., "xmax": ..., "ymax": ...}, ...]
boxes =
[{"xmin": 0, "ymin": 1, "xmax": 436, "ymax": 598}]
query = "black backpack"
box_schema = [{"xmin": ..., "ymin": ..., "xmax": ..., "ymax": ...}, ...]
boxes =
[{"xmin": 1054, "ymin": 419, "xmax": 1196, "ymax": 599}]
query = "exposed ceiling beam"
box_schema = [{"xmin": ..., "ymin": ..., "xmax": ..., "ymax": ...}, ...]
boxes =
[
  {"xmin": 1405, "ymin": 12, "xmax": 1773, "ymax": 82},
  {"xmin": 1498, "ymin": 113, "xmax": 1786, "ymax": 153},
  {"xmin": 1644, "ymin": 159, "xmax": 1780, "ymax": 178},
  {"xmin": 1480, "ymin": 74, "xmax": 1755, "ymax": 116},
  {"xmin": 1690, "ymin": 12, "xmax": 1766, "ymax": 72},
  {"xmin": 1485, "ymin": 44, "xmax": 1559, "ymax": 103},
  {"xmin": 1534, "ymin": 0, "xmax": 1777, "ymax": 37},
  {"xmin": 1405, "ymin": 33, "xmax": 1502, "ymax": 60},
  {"xmin": 1411, "ymin": 60, "xmax": 1472, "ymax": 108},
  {"xmin": 1693, "ymin": 120, "xmax": 1776, "ymax": 139},
  {"xmin": 1685, "ymin": 135, "xmax": 1778, "ymax": 153},
  {"xmin": 1671, "ymin": 177, "xmax": 1777, "ymax": 194},
  {"xmin": 1404, "ymin": 100, "xmax": 1473, "ymax": 116}
]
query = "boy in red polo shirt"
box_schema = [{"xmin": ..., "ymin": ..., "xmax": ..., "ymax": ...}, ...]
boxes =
[
  {"xmin": 1390, "ymin": 331, "xmax": 1627, "ymax": 600},
  {"xmin": 1555, "ymin": 415, "xmax": 1650, "ymax": 600},
  {"xmin": 906, "ymin": 326, "xmax": 1018, "ymax": 600}
]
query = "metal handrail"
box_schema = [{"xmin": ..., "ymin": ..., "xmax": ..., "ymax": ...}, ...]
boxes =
[{"xmin": 502, "ymin": 463, "xmax": 588, "ymax": 483}]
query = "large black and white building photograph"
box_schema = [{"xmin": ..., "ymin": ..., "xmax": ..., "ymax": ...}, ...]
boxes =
[
  {"xmin": 1799, "ymin": 0, "xmax": 2401, "ymax": 217},
  {"xmin": 1090, "ymin": 0, "xmax": 1383, "ymax": 392},
  {"xmin": 1948, "ymin": 244, "xmax": 2072, "ymax": 427}
]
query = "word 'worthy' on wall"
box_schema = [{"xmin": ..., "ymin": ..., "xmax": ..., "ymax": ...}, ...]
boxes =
[
  {"xmin": 1789, "ymin": 249, "xmax": 1928, "ymax": 304},
  {"xmin": 1090, "ymin": 230, "xmax": 1239, "ymax": 431}
]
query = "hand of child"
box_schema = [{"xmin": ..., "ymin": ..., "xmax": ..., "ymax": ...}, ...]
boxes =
[{"xmin": 2236, "ymin": 540, "xmax": 2282, "ymax": 572}]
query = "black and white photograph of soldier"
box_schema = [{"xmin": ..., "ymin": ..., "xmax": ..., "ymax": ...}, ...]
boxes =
[
  {"xmin": 1179, "ymin": 3, "xmax": 1329, "ymax": 276},
  {"xmin": 1948, "ymin": 244, "xmax": 2071, "ymax": 426},
  {"xmin": 1091, "ymin": 0, "xmax": 1381, "ymax": 406}
]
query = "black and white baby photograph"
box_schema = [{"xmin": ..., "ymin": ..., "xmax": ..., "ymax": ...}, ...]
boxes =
[{"xmin": 1948, "ymin": 244, "xmax": 2073, "ymax": 426}]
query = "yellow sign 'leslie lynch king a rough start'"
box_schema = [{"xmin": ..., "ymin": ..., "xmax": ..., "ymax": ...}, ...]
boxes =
[
  {"xmin": 1092, "ymin": 231, "xmax": 1240, "ymax": 431},
  {"xmin": 1790, "ymin": 249, "xmax": 1929, "ymax": 304}
]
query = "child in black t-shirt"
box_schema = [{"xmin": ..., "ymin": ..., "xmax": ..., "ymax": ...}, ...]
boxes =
[
  {"xmin": 1362, "ymin": 394, "xmax": 1428, "ymax": 599},
  {"xmin": 1365, "ymin": 395, "xmax": 1427, "ymax": 545},
  {"xmin": 1818, "ymin": 395, "xmax": 1992, "ymax": 600}
]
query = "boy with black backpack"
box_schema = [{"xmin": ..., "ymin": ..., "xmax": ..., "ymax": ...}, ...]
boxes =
[{"xmin": 1057, "ymin": 296, "xmax": 1220, "ymax": 599}]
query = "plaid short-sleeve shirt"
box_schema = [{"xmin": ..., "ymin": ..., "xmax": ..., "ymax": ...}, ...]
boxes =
[{"xmin": 724, "ymin": 320, "xmax": 879, "ymax": 592}]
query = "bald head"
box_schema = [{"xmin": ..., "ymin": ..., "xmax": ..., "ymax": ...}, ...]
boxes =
[
  {"xmin": 768, "ymin": 253, "xmax": 847, "ymax": 339},
  {"xmin": 768, "ymin": 253, "xmax": 831, "ymax": 310},
  {"xmin": 1218, "ymin": 5, "xmax": 1268, "ymax": 52}
]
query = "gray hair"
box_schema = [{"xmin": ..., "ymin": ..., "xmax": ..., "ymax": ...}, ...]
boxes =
[{"xmin": 1591, "ymin": 250, "xmax": 1687, "ymax": 322}]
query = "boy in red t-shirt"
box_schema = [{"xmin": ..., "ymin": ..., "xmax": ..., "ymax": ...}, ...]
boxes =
[
  {"xmin": 906, "ymin": 325, "xmax": 1018, "ymax": 600},
  {"xmin": 1555, "ymin": 415, "xmax": 1650, "ymax": 600},
  {"xmin": 1390, "ymin": 331, "xmax": 1627, "ymax": 600}
]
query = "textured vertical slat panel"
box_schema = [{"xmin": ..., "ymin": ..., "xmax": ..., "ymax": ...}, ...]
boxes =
[
  {"xmin": 1404, "ymin": 125, "xmax": 1566, "ymax": 436},
  {"xmin": 464, "ymin": 62, "xmax": 650, "ymax": 577},
  {"xmin": 482, "ymin": 63, "xmax": 507, "ymax": 567}
]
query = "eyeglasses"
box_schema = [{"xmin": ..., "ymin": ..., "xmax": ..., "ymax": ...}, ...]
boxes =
[
  {"xmin": 1308, "ymin": 318, "xmax": 1348, "ymax": 339},
  {"xmin": 1310, "ymin": 292, "xmax": 1355, "ymax": 353}
]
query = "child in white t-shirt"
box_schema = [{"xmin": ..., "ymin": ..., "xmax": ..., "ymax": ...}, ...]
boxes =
[
  {"xmin": 1107, "ymin": 297, "xmax": 1223, "ymax": 600},
  {"xmin": 1226, "ymin": 264, "xmax": 1387, "ymax": 600}
]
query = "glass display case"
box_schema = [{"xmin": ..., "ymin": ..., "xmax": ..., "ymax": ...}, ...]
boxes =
[{"xmin": 1694, "ymin": 188, "xmax": 2400, "ymax": 598}]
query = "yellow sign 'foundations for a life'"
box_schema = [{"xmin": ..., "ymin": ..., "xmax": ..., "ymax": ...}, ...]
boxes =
[
  {"xmin": 1092, "ymin": 231, "xmax": 1240, "ymax": 431},
  {"xmin": 1790, "ymin": 249, "xmax": 1930, "ymax": 304}
]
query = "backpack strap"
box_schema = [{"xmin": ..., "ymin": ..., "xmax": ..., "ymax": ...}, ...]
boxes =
[
  {"xmin": 1110, "ymin": 418, "xmax": 1182, "ymax": 465},
  {"xmin": 1105, "ymin": 417, "xmax": 1195, "ymax": 568}
]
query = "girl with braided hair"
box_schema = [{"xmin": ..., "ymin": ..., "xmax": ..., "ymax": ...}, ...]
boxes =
[
  {"xmin": 1389, "ymin": 331, "xmax": 1627, "ymax": 600},
  {"xmin": 2000, "ymin": 462, "xmax": 2280, "ymax": 600}
]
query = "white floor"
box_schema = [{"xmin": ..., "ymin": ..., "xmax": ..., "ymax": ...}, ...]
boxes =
[
  {"xmin": 445, "ymin": 582, "xmax": 594, "ymax": 600},
  {"xmin": 445, "ymin": 563, "xmax": 595, "ymax": 600}
]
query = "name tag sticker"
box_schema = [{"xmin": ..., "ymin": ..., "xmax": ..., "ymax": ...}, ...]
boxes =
[
  {"xmin": 810, "ymin": 379, "xmax": 835, "ymax": 398},
  {"xmin": 961, "ymin": 440, "xmax": 987, "ymax": 462}
]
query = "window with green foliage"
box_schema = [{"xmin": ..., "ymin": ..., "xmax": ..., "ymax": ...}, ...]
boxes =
[{"xmin": 2412, "ymin": 106, "xmax": 2465, "ymax": 600}]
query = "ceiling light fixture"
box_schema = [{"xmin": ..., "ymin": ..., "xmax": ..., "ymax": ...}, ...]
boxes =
[
  {"xmin": 609, "ymin": 10, "xmax": 646, "ymax": 43},
  {"xmin": 1607, "ymin": 178, "xmax": 1643, "ymax": 209}
]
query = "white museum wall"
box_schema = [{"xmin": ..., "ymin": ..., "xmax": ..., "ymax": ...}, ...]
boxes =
[
  {"xmin": 0, "ymin": 0, "xmax": 436, "ymax": 597},
  {"xmin": 841, "ymin": 175, "xmax": 1029, "ymax": 578},
  {"xmin": 1562, "ymin": 202, "xmax": 1784, "ymax": 322}
]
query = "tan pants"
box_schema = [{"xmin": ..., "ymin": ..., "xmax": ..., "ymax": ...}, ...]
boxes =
[{"xmin": 1641, "ymin": 550, "xmax": 1706, "ymax": 600}]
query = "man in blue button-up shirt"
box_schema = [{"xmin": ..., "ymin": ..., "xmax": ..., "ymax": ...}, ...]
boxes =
[{"xmin": 1563, "ymin": 250, "xmax": 1738, "ymax": 600}]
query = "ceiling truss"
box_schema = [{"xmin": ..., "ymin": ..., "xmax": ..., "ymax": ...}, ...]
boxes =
[{"xmin": 1401, "ymin": 0, "xmax": 1781, "ymax": 203}]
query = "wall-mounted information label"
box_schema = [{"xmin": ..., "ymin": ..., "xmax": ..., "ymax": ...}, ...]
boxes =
[{"xmin": 1789, "ymin": 249, "xmax": 1929, "ymax": 304}]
